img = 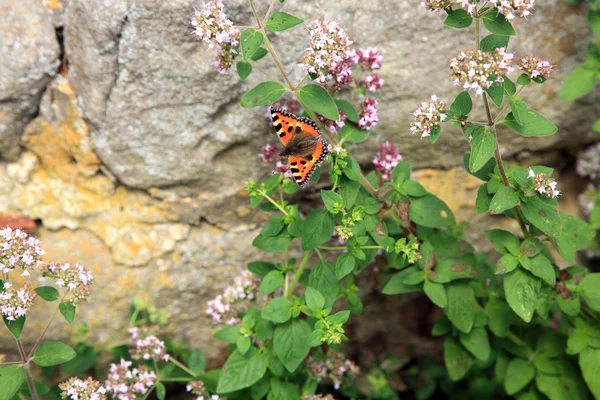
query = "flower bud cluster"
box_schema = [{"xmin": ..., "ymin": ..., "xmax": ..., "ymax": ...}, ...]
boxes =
[
  {"xmin": 449, "ymin": 48, "xmax": 514, "ymax": 95},
  {"xmin": 43, "ymin": 262, "xmax": 94, "ymax": 303},
  {"xmin": 105, "ymin": 359, "xmax": 156, "ymax": 400},
  {"xmin": 528, "ymin": 169, "xmax": 560, "ymax": 199},
  {"xmin": 59, "ymin": 377, "xmax": 107, "ymax": 400},
  {"xmin": 410, "ymin": 95, "xmax": 448, "ymax": 139},
  {"xmin": 519, "ymin": 55, "xmax": 553, "ymax": 79},
  {"xmin": 191, "ymin": 0, "xmax": 240, "ymax": 74},
  {"xmin": 373, "ymin": 141, "xmax": 403, "ymax": 181},
  {"xmin": 0, "ymin": 282, "xmax": 36, "ymax": 321},
  {"xmin": 306, "ymin": 350, "xmax": 359, "ymax": 390},
  {"xmin": 205, "ymin": 270, "xmax": 260, "ymax": 325},
  {"xmin": 129, "ymin": 326, "xmax": 170, "ymax": 362},
  {"xmin": 0, "ymin": 227, "xmax": 44, "ymax": 275},
  {"xmin": 358, "ymin": 98, "xmax": 379, "ymax": 130},
  {"xmin": 187, "ymin": 380, "xmax": 221, "ymax": 400}
]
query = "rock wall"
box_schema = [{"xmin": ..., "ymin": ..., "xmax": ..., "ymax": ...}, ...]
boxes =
[{"xmin": 0, "ymin": 0, "xmax": 599, "ymax": 362}]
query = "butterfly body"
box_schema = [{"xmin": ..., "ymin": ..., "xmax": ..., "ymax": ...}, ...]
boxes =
[{"xmin": 270, "ymin": 107, "xmax": 329, "ymax": 187}]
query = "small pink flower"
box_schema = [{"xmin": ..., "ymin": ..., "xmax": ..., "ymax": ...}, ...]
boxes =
[
  {"xmin": 59, "ymin": 377, "xmax": 107, "ymax": 400},
  {"xmin": 306, "ymin": 350, "xmax": 359, "ymax": 392},
  {"xmin": 260, "ymin": 143, "xmax": 278, "ymax": 163},
  {"xmin": 519, "ymin": 55, "xmax": 553, "ymax": 79},
  {"xmin": 105, "ymin": 359, "xmax": 156, "ymax": 399},
  {"xmin": 529, "ymin": 168, "xmax": 560, "ymax": 199},
  {"xmin": 373, "ymin": 141, "xmax": 403, "ymax": 181},
  {"xmin": 0, "ymin": 283, "xmax": 36, "ymax": 321},
  {"xmin": 353, "ymin": 48, "xmax": 383, "ymax": 70},
  {"xmin": 362, "ymin": 74, "xmax": 384, "ymax": 92},
  {"xmin": 358, "ymin": 98, "xmax": 378, "ymax": 130},
  {"xmin": 0, "ymin": 228, "xmax": 44, "ymax": 275},
  {"xmin": 205, "ymin": 271, "xmax": 261, "ymax": 325},
  {"xmin": 410, "ymin": 94, "xmax": 447, "ymax": 138},
  {"xmin": 129, "ymin": 327, "xmax": 170, "ymax": 362},
  {"xmin": 449, "ymin": 48, "xmax": 514, "ymax": 95},
  {"xmin": 42, "ymin": 262, "xmax": 94, "ymax": 303}
]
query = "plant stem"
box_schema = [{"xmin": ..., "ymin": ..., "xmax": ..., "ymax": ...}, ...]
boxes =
[
  {"xmin": 284, "ymin": 272, "xmax": 289, "ymax": 297},
  {"xmin": 475, "ymin": 17, "xmax": 481, "ymax": 49},
  {"xmin": 249, "ymin": 1, "xmax": 262, "ymax": 28},
  {"xmin": 169, "ymin": 357, "xmax": 198, "ymax": 377},
  {"xmin": 249, "ymin": 61, "xmax": 285, "ymax": 85},
  {"xmin": 287, "ymin": 251, "xmax": 311, "ymax": 297},
  {"xmin": 258, "ymin": 189, "xmax": 290, "ymax": 217},
  {"xmin": 0, "ymin": 360, "xmax": 25, "ymax": 366},
  {"xmin": 505, "ymin": 330, "xmax": 526, "ymax": 347},
  {"xmin": 17, "ymin": 340, "xmax": 39, "ymax": 400},
  {"xmin": 318, "ymin": 245, "xmax": 382, "ymax": 251},
  {"xmin": 142, "ymin": 385, "xmax": 156, "ymax": 400},
  {"xmin": 262, "ymin": 31, "xmax": 294, "ymax": 89},
  {"xmin": 27, "ymin": 292, "xmax": 67, "ymax": 359},
  {"xmin": 494, "ymin": 86, "xmax": 524, "ymax": 123},
  {"xmin": 261, "ymin": 0, "xmax": 278, "ymax": 27}
]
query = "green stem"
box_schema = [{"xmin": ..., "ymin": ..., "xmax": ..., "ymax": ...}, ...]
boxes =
[
  {"xmin": 0, "ymin": 361, "xmax": 24, "ymax": 367},
  {"xmin": 475, "ymin": 16, "xmax": 481, "ymax": 49},
  {"xmin": 494, "ymin": 86, "xmax": 525, "ymax": 123},
  {"xmin": 27, "ymin": 291, "xmax": 68, "ymax": 359},
  {"xmin": 249, "ymin": 61, "xmax": 285, "ymax": 85},
  {"xmin": 258, "ymin": 189, "xmax": 290, "ymax": 217},
  {"xmin": 505, "ymin": 330, "xmax": 526, "ymax": 347},
  {"xmin": 262, "ymin": 31, "xmax": 294, "ymax": 89},
  {"xmin": 284, "ymin": 272, "xmax": 290, "ymax": 297},
  {"xmin": 249, "ymin": 1, "xmax": 262, "ymax": 28},
  {"xmin": 318, "ymin": 245, "xmax": 382, "ymax": 251},
  {"xmin": 169, "ymin": 357, "xmax": 198, "ymax": 377},
  {"xmin": 261, "ymin": 0, "xmax": 278, "ymax": 27},
  {"xmin": 17, "ymin": 340, "xmax": 38, "ymax": 400},
  {"xmin": 142, "ymin": 385, "xmax": 156, "ymax": 400},
  {"xmin": 287, "ymin": 251, "xmax": 311, "ymax": 297}
]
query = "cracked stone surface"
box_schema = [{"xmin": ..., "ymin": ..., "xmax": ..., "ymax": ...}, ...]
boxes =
[
  {"xmin": 0, "ymin": 0, "xmax": 60, "ymax": 160},
  {"xmin": 64, "ymin": 0, "xmax": 599, "ymax": 192}
]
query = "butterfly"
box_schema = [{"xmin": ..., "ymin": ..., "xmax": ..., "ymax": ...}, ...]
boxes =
[{"xmin": 270, "ymin": 107, "xmax": 329, "ymax": 187}]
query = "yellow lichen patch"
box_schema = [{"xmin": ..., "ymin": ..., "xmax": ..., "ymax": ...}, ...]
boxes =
[{"xmin": 413, "ymin": 168, "xmax": 482, "ymax": 221}]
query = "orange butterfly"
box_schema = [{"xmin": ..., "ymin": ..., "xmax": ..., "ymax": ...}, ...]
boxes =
[{"xmin": 270, "ymin": 107, "xmax": 329, "ymax": 187}]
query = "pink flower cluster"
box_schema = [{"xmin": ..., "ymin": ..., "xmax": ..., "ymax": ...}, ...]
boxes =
[
  {"xmin": 129, "ymin": 327, "xmax": 170, "ymax": 362},
  {"xmin": 358, "ymin": 98, "xmax": 379, "ymax": 130},
  {"xmin": 519, "ymin": 55, "xmax": 553, "ymax": 79},
  {"xmin": 353, "ymin": 48, "xmax": 383, "ymax": 71},
  {"xmin": 529, "ymin": 168, "xmax": 560, "ymax": 199},
  {"xmin": 423, "ymin": 0, "xmax": 535, "ymax": 19},
  {"xmin": 489, "ymin": 0, "xmax": 535, "ymax": 20},
  {"xmin": 363, "ymin": 74, "xmax": 384, "ymax": 92},
  {"xmin": 577, "ymin": 142, "xmax": 600, "ymax": 180},
  {"xmin": 191, "ymin": 0, "xmax": 240, "ymax": 74},
  {"xmin": 449, "ymin": 48, "xmax": 514, "ymax": 95},
  {"xmin": 43, "ymin": 262, "xmax": 94, "ymax": 303},
  {"xmin": 205, "ymin": 270, "xmax": 260, "ymax": 325},
  {"xmin": 373, "ymin": 141, "xmax": 403, "ymax": 181},
  {"xmin": 59, "ymin": 377, "xmax": 107, "ymax": 400},
  {"xmin": 260, "ymin": 143, "xmax": 293, "ymax": 180},
  {"xmin": 0, "ymin": 282, "xmax": 36, "ymax": 321},
  {"xmin": 104, "ymin": 359, "xmax": 156, "ymax": 400},
  {"xmin": 410, "ymin": 94, "xmax": 448, "ymax": 138},
  {"xmin": 300, "ymin": 19, "xmax": 355, "ymax": 90},
  {"xmin": 306, "ymin": 350, "xmax": 359, "ymax": 390},
  {"xmin": 320, "ymin": 110, "xmax": 347, "ymax": 133},
  {"xmin": 187, "ymin": 380, "xmax": 221, "ymax": 400},
  {"xmin": 0, "ymin": 227, "xmax": 44, "ymax": 275}
]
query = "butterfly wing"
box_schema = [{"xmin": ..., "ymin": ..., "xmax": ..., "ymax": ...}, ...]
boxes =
[{"xmin": 270, "ymin": 107, "xmax": 329, "ymax": 187}]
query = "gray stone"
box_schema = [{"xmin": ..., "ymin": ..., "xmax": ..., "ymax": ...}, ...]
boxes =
[
  {"xmin": 64, "ymin": 0, "xmax": 598, "ymax": 192},
  {"xmin": 0, "ymin": 0, "xmax": 60, "ymax": 160}
]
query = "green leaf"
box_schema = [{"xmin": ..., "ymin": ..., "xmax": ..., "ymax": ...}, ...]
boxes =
[
  {"xmin": 265, "ymin": 12, "xmax": 303, "ymax": 32},
  {"xmin": 580, "ymin": 347, "xmax": 600, "ymax": 399},
  {"xmin": 475, "ymin": 185, "xmax": 492, "ymax": 214},
  {"xmin": 250, "ymin": 47, "xmax": 268, "ymax": 61},
  {"xmin": 445, "ymin": 282, "xmax": 477, "ymax": 333},
  {"xmin": 262, "ymin": 215, "xmax": 285, "ymax": 237},
  {"xmin": 486, "ymin": 298, "xmax": 511, "ymax": 337},
  {"xmin": 188, "ymin": 349, "xmax": 206, "ymax": 376},
  {"xmin": 504, "ymin": 77, "xmax": 516, "ymax": 96},
  {"xmin": 35, "ymin": 286, "xmax": 60, "ymax": 301},
  {"xmin": 259, "ymin": 270, "xmax": 284, "ymax": 295},
  {"xmin": 3, "ymin": 315, "xmax": 25, "ymax": 339},
  {"xmin": 510, "ymin": 99, "xmax": 529, "ymax": 125},
  {"xmin": 261, "ymin": 297, "xmax": 292, "ymax": 323},
  {"xmin": 343, "ymin": 156, "xmax": 361, "ymax": 181},
  {"xmin": 590, "ymin": 10, "xmax": 600, "ymax": 42},
  {"xmin": 335, "ymin": 99, "xmax": 359, "ymax": 122},
  {"xmin": 409, "ymin": 194, "xmax": 455, "ymax": 228},
  {"xmin": 237, "ymin": 336, "xmax": 251, "ymax": 355},
  {"xmin": 236, "ymin": 61, "xmax": 252, "ymax": 80},
  {"xmin": 214, "ymin": 326, "xmax": 241, "ymax": 343},
  {"xmin": 335, "ymin": 252, "xmax": 355, "ymax": 280},
  {"xmin": 241, "ymin": 29, "xmax": 264, "ymax": 61},
  {"xmin": 268, "ymin": 377, "xmax": 301, "ymax": 400},
  {"xmin": 558, "ymin": 294, "xmax": 580, "ymax": 317},
  {"xmin": 445, "ymin": 337, "xmax": 474, "ymax": 381},
  {"xmin": 505, "ymin": 358, "xmax": 535, "ymax": 395},
  {"xmin": 519, "ymin": 253, "xmax": 556, "ymax": 286},
  {"xmin": 156, "ymin": 382, "xmax": 166, "ymax": 400},
  {"xmin": 321, "ymin": 190, "xmax": 344, "ymax": 214},
  {"xmin": 503, "ymin": 110, "xmax": 557, "ymax": 137},
  {"xmin": 486, "ymin": 80, "xmax": 504, "ymax": 107},
  {"xmin": 61, "ymin": 345, "xmax": 97, "ymax": 374},
  {"xmin": 489, "ymin": 186, "xmax": 519, "ymax": 213},
  {"xmin": 593, "ymin": 118, "xmax": 600, "ymax": 133},
  {"xmin": 273, "ymin": 319, "xmax": 311, "ymax": 373},
  {"xmin": 253, "ymin": 232, "xmax": 293, "ymax": 253},
  {"xmin": 520, "ymin": 238, "xmax": 543, "ymax": 258},
  {"xmin": 521, "ymin": 196, "xmax": 561, "ymax": 237},
  {"xmin": 482, "ymin": 12, "xmax": 516, "ymax": 35},
  {"xmin": 556, "ymin": 214, "xmax": 595, "ymax": 263},
  {"xmin": 485, "ymin": 229, "xmax": 520, "ymax": 255},
  {"xmin": 308, "ymin": 260, "xmax": 340, "ymax": 308},
  {"xmin": 424, "ymin": 280, "xmax": 447, "ymax": 308},
  {"xmin": 297, "ymin": 84, "xmax": 339, "ymax": 120},
  {"xmin": 469, "ymin": 127, "xmax": 496, "ymax": 173},
  {"xmin": 302, "ymin": 209, "xmax": 334, "ymax": 250},
  {"xmin": 460, "ymin": 327, "xmax": 491, "ymax": 361},
  {"xmin": 451, "ymin": 91, "xmax": 473, "ymax": 116},
  {"xmin": 341, "ymin": 123, "xmax": 368, "ymax": 143},
  {"xmin": 517, "ymin": 73, "xmax": 531, "ymax": 86},
  {"xmin": 32, "ymin": 341, "xmax": 76, "ymax": 367},
  {"xmin": 560, "ymin": 66, "xmax": 598, "ymax": 101},
  {"xmin": 59, "ymin": 302, "xmax": 76, "ymax": 323},
  {"xmin": 480, "ymin": 34, "xmax": 510, "ymax": 52},
  {"xmin": 444, "ymin": 9, "xmax": 473, "ymax": 29},
  {"xmin": 404, "ymin": 180, "xmax": 427, "ymax": 197},
  {"xmin": 382, "ymin": 266, "xmax": 422, "ymax": 295},
  {"xmin": 305, "ymin": 287, "xmax": 325, "ymax": 312},
  {"xmin": 0, "ymin": 366, "xmax": 24, "ymax": 400},
  {"xmin": 464, "ymin": 153, "xmax": 496, "ymax": 181},
  {"xmin": 495, "ymin": 254, "xmax": 518, "ymax": 275},
  {"xmin": 217, "ymin": 348, "xmax": 267, "ymax": 393},
  {"xmin": 241, "ymin": 82, "xmax": 287, "ymax": 108},
  {"xmin": 504, "ymin": 269, "xmax": 541, "ymax": 322},
  {"xmin": 579, "ymin": 274, "xmax": 600, "ymax": 312}
]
